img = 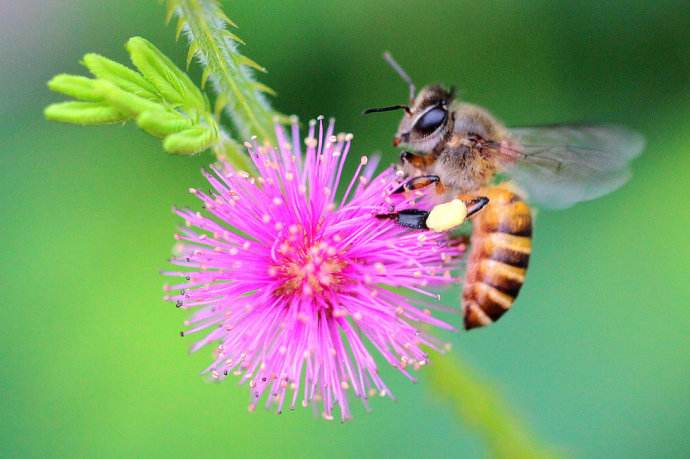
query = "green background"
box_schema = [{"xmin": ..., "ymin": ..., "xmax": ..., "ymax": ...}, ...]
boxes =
[{"xmin": 2, "ymin": 1, "xmax": 689, "ymax": 457}]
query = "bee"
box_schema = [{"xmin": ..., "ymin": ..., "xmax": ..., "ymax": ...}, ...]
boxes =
[{"xmin": 366, "ymin": 52, "xmax": 644, "ymax": 330}]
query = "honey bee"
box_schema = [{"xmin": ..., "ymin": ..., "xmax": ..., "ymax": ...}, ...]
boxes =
[{"xmin": 367, "ymin": 52, "xmax": 644, "ymax": 330}]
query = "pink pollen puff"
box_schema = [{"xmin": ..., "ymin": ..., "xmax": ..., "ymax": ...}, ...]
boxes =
[{"xmin": 166, "ymin": 118, "xmax": 464, "ymax": 421}]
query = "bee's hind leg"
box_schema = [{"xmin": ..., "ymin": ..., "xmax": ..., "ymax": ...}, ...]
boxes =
[
  {"xmin": 459, "ymin": 196, "xmax": 490, "ymax": 217},
  {"xmin": 377, "ymin": 209, "xmax": 431, "ymax": 230},
  {"xmin": 378, "ymin": 196, "xmax": 489, "ymax": 231}
]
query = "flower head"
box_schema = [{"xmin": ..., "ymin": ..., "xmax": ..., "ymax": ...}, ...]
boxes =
[{"xmin": 165, "ymin": 118, "xmax": 463, "ymax": 420}]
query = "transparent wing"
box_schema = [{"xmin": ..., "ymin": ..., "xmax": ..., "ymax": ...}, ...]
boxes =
[{"xmin": 494, "ymin": 124, "xmax": 645, "ymax": 209}]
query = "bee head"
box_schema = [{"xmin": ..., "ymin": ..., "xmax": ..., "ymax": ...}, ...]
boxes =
[
  {"xmin": 362, "ymin": 52, "xmax": 456, "ymax": 153},
  {"xmin": 393, "ymin": 85, "xmax": 455, "ymax": 151}
]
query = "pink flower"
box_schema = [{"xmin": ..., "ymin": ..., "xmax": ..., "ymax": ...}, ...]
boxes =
[{"xmin": 164, "ymin": 118, "xmax": 463, "ymax": 421}]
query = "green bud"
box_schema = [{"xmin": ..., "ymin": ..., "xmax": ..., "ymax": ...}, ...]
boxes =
[
  {"xmin": 163, "ymin": 126, "xmax": 217, "ymax": 155},
  {"xmin": 137, "ymin": 110, "xmax": 193, "ymax": 137},
  {"xmin": 93, "ymin": 80, "xmax": 162, "ymax": 117},
  {"xmin": 82, "ymin": 53, "xmax": 158, "ymax": 100},
  {"xmin": 44, "ymin": 102, "xmax": 127, "ymax": 125},
  {"xmin": 47, "ymin": 75, "xmax": 102, "ymax": 102}
]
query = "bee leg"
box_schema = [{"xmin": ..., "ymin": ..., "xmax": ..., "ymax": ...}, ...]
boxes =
[
  {"xmin": 400, "ymin": 151, "xmax": 435, "ymax": 169},
  {"xmin": 377, "ymin": 196, "xmax": 489, "ymax": 231},
  {"xmin": 464, "ymin": 196, "xmax": 490, "ymax": 217},
  {"xmin": 425, "ymin": 196, "xmax": 490, "ymax": 232},
  {"xmin": 394, "ymin": 175, "xmax": 440, "ymax": 194},
  {"xmin": 377, "ymin": 209, "xmax": 430, "ymax": 229}
]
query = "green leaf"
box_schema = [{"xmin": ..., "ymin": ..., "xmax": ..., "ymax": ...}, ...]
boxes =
[
  {"xmin": 47, "ymin": 74, "xmax": 102, "ymax": 102},
  {"xmin": 82, "ymin": 53, "xmax": 158, "ymax": 100},
  {"xmin": 126, "ymin": 37, "xmax": 205, "ymax": 110},
  {"xmin": 163, "ymin": 125, "xmax": 217, "ymax": 154},
  {"xmin": 44, "ymin": 102, "xmax": 127, "ymax": 125},
  {"xmin": 137, "ymin": 110, "xmax": 193, "ymax": 137},
  {"xmin": 93, "ymin": 80, "xmax": 163, "ymax": 117},
  {"xmin": 221, "ymin": 30, "xmax": 245, "ymax": 46},
  {"xmin": 164, "ymin": 0, "xmax": 180, "ymax": 24},
  {"xmin": 200, "ymin": 67, "xmax": 212, "ymax": 89},
  {"xmin": 186, "ymin": 41, "xmax": 200, "ymax": 68},
  {"xmin": 252, "ymin": 82, "xmax": 277, "ymax": 97},
  {"xmin": 175, "ymin": 16, "xmax": 187, "ymax": 41},
  {"xmin": 46, "ymin": 36, "xmax": 225, "ymax": 158},
  {"xmin": 213, "ymin": 93, "xmax": 228, "ymax": 117},
  {"xmin": 234, "ymin": 55, "xmax": 267, "ymax": 73},
  {"xmin": 45, "ymin": 10, "xmax": 267, "ymax": 168},
  {"xmin": 215, "ymin": 8, "xmax": 238, "ymax": 28}
]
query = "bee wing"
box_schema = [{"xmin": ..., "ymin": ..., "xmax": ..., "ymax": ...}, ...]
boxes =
[{"xmin": 494, "ymin": 124, "xmax": 645, "ymax": 209}]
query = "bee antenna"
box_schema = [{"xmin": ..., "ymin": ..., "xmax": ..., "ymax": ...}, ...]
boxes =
[
  {"xmin": 383, "ymin": 51, "xmax": 416, "ymax": 102},
  {"xmin": 363, "ymin": 105, "xmax": 412, "ymax": 116}
]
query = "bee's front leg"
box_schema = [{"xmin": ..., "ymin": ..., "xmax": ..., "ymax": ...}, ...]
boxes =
[
  {"xmin": 400, "ymin": 151, "xmax": 436, "ymax": 170},
  {"xmin": 378, "ymin": 196, "xmax": 489, "ymax": 231},
  {"xmin": 398, "ymin": 151, "xmax": 439, "ymax": 181},
  {"xmin": 393, "ymin": 174, "xmax": 441, "ymax": 194}
]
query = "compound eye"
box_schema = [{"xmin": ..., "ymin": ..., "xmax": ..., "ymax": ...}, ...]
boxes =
[{"xmin": 414, "ymin": 107, "xmax": 447, "ymax": 136}]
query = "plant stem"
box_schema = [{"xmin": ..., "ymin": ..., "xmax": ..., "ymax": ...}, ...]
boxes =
[
  {"xmin": 174, "ymin": 0, "xmax": 276, "ymax": 143},
  {"xmin": 426, "ymin": 352, "xmax": 563, "ymax": 458},
  {"xmin": 213, "ymin": 129, "xmax": 254, "ymax": 171}
]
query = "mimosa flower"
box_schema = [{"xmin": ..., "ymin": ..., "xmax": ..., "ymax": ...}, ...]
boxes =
[{"xmin": 164, "ymin": 118, "xmax": 463, "ymax": 421}]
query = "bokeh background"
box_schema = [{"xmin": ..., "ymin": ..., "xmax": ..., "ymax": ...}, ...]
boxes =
[{"xmin": 2, "ymin": 1, "xmax": 689, "ymax": 457}]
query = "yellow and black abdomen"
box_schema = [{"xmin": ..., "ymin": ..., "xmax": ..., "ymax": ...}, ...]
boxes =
[{"xmin": 462, "ymin": 186, "xmax": 532, "ymax": 330}]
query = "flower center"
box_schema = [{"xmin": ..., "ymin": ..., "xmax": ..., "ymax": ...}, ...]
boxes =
[{"xmin": 272, "ymin": 240, "xmax": 347, "ymax": 297}]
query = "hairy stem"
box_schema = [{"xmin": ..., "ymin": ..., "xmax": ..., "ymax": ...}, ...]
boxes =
[
  {"xmin": 427, "ymin": 352, "xmax": 563, "ymax": 458},
  {"xmin": 173, "ymin": 0, "xmax": 277, "ymax": 143},
  {"xmin": 214, "ymin": 129, "xmax": 254, "ymax": 171}
]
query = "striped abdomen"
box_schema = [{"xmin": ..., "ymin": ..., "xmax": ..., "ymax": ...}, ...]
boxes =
[{"xmin": 462, "ymin": 186, "xmax": 532, "ymax": 330}]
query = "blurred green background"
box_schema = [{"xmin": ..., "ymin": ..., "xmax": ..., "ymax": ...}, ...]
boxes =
[{"xmin": 2, "ymin": 1, "xmax": 689, "ymax": 457}]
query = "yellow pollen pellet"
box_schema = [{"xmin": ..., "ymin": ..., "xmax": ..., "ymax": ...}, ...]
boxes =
[{"xmin": 426, "ymin": 199, "xmax": 468, "ymax": 232}]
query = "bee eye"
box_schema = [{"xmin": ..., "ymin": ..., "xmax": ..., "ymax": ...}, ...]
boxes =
[{"xmin": 414, "ymin": 107, "xmax": 447, "ymax": 136}]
